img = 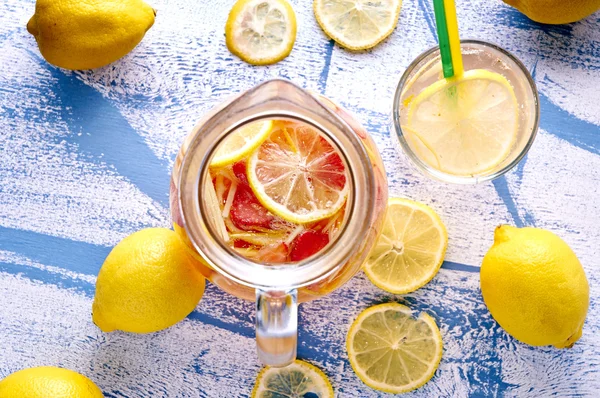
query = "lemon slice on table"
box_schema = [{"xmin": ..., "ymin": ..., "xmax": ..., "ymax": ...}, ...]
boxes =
[
  {"xmin": 313, "ymin": 0, "xmax": 402, "ymax": 51},
  {"xmin": 347, "ymin": 303, "xmax": 443, "ymax": 394},
  {"xmin": 252, "ymin": 360, "xmax": 334, "ymax": 398},
  {"xmin": 210, "ymin": 120, "xmax": 273, "ymax": 167},
  {"xmin": 406, "ymin": 69, "xmax": 519, "ymax": 176},
  {"xmin": 225, "ymin": 0, "xmax": 297, "ymax": 65},
  {"xmin": 364, "ymin": 198, "xmax": 447, "ymax": 294},
  {"xmin": 247, "ymin": 122, "xmax": 349, "ymax": 224}
]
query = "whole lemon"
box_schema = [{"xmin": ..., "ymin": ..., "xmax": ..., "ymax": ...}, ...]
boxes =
[
  {"xmin": 503, "ymin": 0, "xmax": 600, "ymax": 24},
  {"xmin": 92, "ymin": 228, "xmax": 206, "ymax": 334},
  {"xmin": 27, "ymin": 0, "xmax": 156, "ymax": 70},
  {"xmin": 481, "ymin": 225, "xmax": 589, "ymax": 348},
  {"xmin": 0, "ymin": 366, "xmax": 103, "ymax": 398}
]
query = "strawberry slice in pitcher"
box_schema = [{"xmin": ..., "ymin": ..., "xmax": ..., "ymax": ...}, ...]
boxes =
[
  {"xmin": 229, "ymin": 161, "xmax": 289, "ymax": 232},
  {"xmin": 232, "ymin": 161, "xmax": 249, "ymax": 185},
  {"xmin": 230, "ymin": 184, "xmax": 275, "ymax": 231},
  {"xmin": 290, "ymin": 230, "xmax": 330, "ymax": 262}
]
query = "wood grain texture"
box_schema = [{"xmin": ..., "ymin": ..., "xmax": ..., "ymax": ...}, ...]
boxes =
[{"xmin": 1, "ymin": 0, "xmax": 599, "ymax": 396}]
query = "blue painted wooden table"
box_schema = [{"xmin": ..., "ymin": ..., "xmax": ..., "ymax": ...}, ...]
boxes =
[{"xmin": 1, "ymin": 0, "xmax": 599, "ymax": 396}]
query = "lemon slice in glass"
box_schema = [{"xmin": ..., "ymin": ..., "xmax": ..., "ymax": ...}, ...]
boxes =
[
  {"xmin": 247, "ymin": 121, "xmax": 349, "ymax": 224},
  {"xmin": 406, "ymin": 69, "xmax": 519, "ymax": 176},
  {"xmin": 313, "ymin": 0, "xmax": 402, "ymax": 51},
  {"xmin": 251, "ymin": 359, "xmax": 334, "ymax": 398},
  {"xmin": 347, "ymin": 303, "xmax": 443, "ymax": 394},
  {"xmin": 364, "ymin": 198, "xmax": 447, "ymax": 294},
  {"xmin": 210, "ymin": 120, "xmax": 273, "ymax": 168},
  {"xmin": 225, "ymin": 0, "xmax": 297, "ymax": 65}
]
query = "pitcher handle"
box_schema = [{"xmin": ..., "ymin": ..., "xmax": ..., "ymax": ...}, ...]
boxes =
[{"xmin": 255, "ymin": 289, "xmax": 298, "ymax": 367}]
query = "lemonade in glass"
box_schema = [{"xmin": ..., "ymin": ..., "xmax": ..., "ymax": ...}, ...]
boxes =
[{"xmin": 393, "ymin": 40, "xmax": 540, "ymax": 184}]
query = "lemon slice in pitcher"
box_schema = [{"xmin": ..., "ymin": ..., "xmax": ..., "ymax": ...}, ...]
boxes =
[
  {"xmin": 226, "ymin": 0, "xmax": 297, "ymax": 65},
  {"xmin": 252, "ymin": 360, "xmax": 334, "ymax": 398},
  {"xmin": 364, "ymin": 198, "xmax": 447, "ymax": 294},
  {"xmin": 210, "ymin": 120, "xmax": 273, "ymax": 167},
  {"xmin": 407, "ymin": 69, "xmax": 519, "ymax": 176},
  {"xmin": 247, "ymin": 122, "xmax": 349, "ymax": 224},
  {"xmin": 347, "ymin": 303, "xmax": 443, "ymax": 394}
]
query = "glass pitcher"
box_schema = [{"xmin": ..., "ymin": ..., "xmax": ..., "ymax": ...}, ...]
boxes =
[{"xmin": 170, "ymin": 80, "xmax": 387, "ymax": 367}]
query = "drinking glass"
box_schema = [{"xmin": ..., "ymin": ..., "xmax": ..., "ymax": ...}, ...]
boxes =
[{"xmin": 393, "ymin": 40, "xmax": 540, "ymax": 184}]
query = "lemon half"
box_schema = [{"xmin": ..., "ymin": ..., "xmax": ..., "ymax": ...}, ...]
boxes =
[
  {"xmin": 364, "ymin": 198, "xmax": 447, "ymax": 294},
  {"xmin": 347, "ymin": 303, "xmax": 443, "ymax": 394}
]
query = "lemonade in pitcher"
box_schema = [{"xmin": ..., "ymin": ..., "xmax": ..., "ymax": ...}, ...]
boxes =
[{"xmin": 207, "ymin": 119, "xmax": 350, "ymax": 266}]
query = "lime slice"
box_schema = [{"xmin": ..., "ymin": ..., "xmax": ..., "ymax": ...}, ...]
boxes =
[
  {"xmin": 225, "ymin": 0, "xmax": 297, "ymax": 65},
  {"xmin": 364, "ymin": 198, "xmax": 447, "ymax": 294},
  {"xmin": 313, "ymin": 0, "xmax": 402, "ymax": 51},
  {"xmin": 347, "ymin": 303, "xmax": 443, "ymax": 394},
  {"xmin": 247, "ymin": 122, "xmax": 349, "ymax": 224},
  {"xmin": 252, "ymin": 359, "xmax": 334, "ymax": 398},
  {"xmin": 211, "ymin": 121, "xmax": 273, "ymax": 168},
  {"xmin": 406, "ymin": 69, "xmax": 519, "ymax": 176}
]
